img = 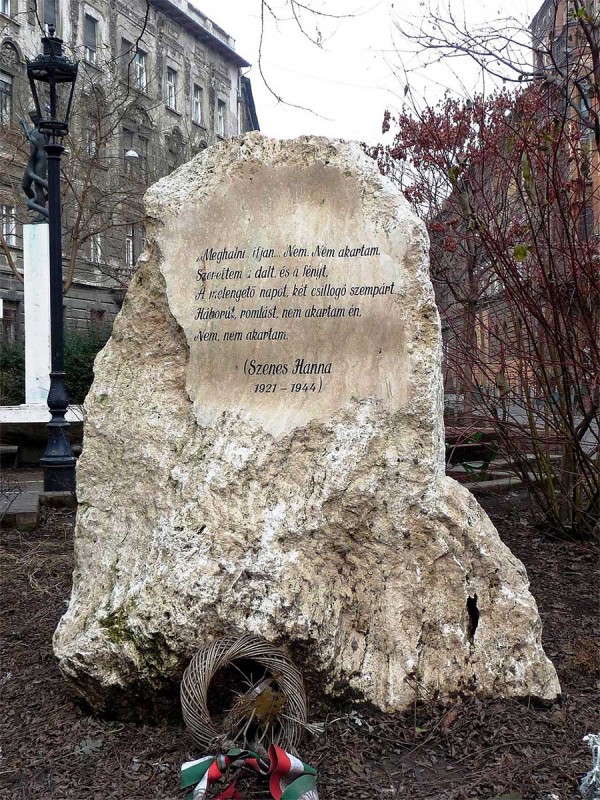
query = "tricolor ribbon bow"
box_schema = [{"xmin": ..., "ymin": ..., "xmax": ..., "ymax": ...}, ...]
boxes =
[{"xmin": 180, "ymin": 744, "xmax": 318, "ymax": 800}]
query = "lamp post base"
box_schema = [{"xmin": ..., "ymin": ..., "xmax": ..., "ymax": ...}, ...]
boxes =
[
  {"xmin": 42, "ymin": 460, "xmax": 77, "ymax": 493},
  {"xmin": 41, "ymin": 370, "xmax": 77, "ymax": 493}
]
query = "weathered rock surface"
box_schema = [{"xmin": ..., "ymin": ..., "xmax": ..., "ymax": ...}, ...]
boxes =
[{"xmin": 54, "ymin": 133, "xmax": 560, "ymax": 712}]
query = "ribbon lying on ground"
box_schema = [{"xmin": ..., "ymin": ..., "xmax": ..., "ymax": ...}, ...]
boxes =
[{"xmin": 180, "ymin": 744, "xmax": 318, "ymax": 800}]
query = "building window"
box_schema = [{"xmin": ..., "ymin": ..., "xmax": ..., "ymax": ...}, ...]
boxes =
[
  {"xmin": 0, "ymin": 0, "xmax": 11, "ymax": 17},
  {"xmin": 84, "ymin": 14, "xmax": 97, "ymax": 64},
  {"xmin": 44, "ymin": 0, "xmax": 57, "ymax": 31},
  {"xmin": 0, "ymin": 205, "xmax": 17, "ymax": 247},
  {"xmin": 123, "ymin": 129, "xmax": 149, "ymax": 177},
  {"xmin": 166, "ymin": 67, "xmax": 177, "ymax": 110},
  {"xmin": 123, "ymin": 127, "xmax": 134, "ymax": 170},
  {"xmin": 0, "ymin": 71, "xmax": 11, "ymax": 126},
  {"xmin": 133, "ymin": 49, "xmax": 147, "ymax": 92},
  {"xmin": 193, "ymin": 84, "xmax": 203, "ymax": 124},
  {"xmin": 121, "ymin": 37, "xmax": 132, "ymax": 74},
  {"xmin": 137, "ymin": 135, "xmax": 148, "ymax": 177},
  {"xmin": 86, "ymin": 113, "xmax": 98, "ymax": 156},
  {"xmin": 217, "ymin": 99, "xmax": 225, "ymax": 137},
  {"xmin": 89, "ymin": 234, "xmax": 102, "ymax": 263},
  {"xmin": 0, "ymin": 299, "xmax": 17, "ymax": 342},
  {"xmin": 122, "ymin": 129, "xmax": 132, "ymax": 170},
  {"xmin": 125, "ymin": 224, "xmax": 135, "ymax": 268}
]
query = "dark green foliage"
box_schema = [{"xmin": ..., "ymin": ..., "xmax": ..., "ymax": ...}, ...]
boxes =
[
  {"xmin": 0, "ymin": 339, "xmax": 25, "ymax": 405},
  {"xmin": 64, "ymin": 327, "xmax": 111, "ymax": 404},
  {"xmin": 0, "ymin": 326, "xmax": 110, "ymax": 406}
]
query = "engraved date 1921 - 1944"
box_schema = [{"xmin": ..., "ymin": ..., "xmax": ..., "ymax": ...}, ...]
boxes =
[
  {"xmin": 255, "ymin": 381, "xmax": 323, "ymax": 394},
  {"xmin": 246, "ymin": 357, "xmax": 329, "ymax": 395}
]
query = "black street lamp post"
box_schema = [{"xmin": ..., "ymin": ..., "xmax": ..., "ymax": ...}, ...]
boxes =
[{"xmin": 27, "ymin": 27, "xmax": 78, "ymax": 493}]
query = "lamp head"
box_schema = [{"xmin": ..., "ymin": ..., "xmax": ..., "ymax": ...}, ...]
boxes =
[{"xmin": 26, "ymin": 27, "xmax": 78, "ymax": 139}]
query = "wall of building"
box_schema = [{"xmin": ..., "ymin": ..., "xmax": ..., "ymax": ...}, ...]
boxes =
[{"xmin": 0, "ymin": 0, "xmax": 257, "ymax": 339}]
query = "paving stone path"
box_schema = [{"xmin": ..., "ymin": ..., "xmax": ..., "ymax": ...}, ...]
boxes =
[{"xmin": 0, "ymin": 469, "xmax": 43, "ymax": 530}]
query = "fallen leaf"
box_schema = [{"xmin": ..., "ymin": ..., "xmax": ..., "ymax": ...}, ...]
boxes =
[
  {"xmin": 440, "ymin": 707, "xmax": 459, "ymax": 732},
  {"xmin": 75, "ymin": 737, "xmax": 104, "ymax": 756},
  {"xmin": 253, "ymin": 686, "xmax": 287, "ymax": 723},
  {"xmin": 487, "ymin": 794, "xmax": 523, "ymax": 800}
]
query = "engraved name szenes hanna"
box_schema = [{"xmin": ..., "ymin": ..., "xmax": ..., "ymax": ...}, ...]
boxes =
[{"xmin": 245, "ymin": 358, "xmax": 332, "ymax": 376}]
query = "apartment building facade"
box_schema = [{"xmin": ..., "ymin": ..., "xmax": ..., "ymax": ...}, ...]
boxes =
[
  {"xmin": 530, "ymin": 0, "xmax": 598, "ymax": 235},
  {"xmin": 0, "ymin": 0, "xmax": 258, "ymax": 339}
]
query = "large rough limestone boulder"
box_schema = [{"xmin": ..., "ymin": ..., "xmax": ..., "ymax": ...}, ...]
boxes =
[{"xmin": 54, "ymin": 133, "xmax": 560, "ymax": 712}]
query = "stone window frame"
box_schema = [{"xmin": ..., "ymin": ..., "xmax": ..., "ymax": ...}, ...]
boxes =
[
  {"xmin": 192, "ymin": 83, "xmax": 203, "ymax": 126},
  {"xmin": 83, "ymin": 12, "xmax": 98, "ymax": 65},
  {"xmin": 89, "ymin": 232, "xmax": 102, "ymax": 264},
  {"xmin": 121, "ymin": 105, "xmax": 154, "ymax": 180},
  {"xmin": 166, "ymin": 66, "xmax": 178, "ymax": 111},
  {"xmin": 0, "ymin": 203, "xmax": 17, "ymax": 247},
  {"xmin": 133, "ymin": 48, "xmax": 148, "ymax": 93},
  {"xmin": 122, "ymin": 132, "xmax": 149, "ymax": 178},
  {"xmin": 216, "ymin": 97, "xmax": 226, "ymax": 137},
  {"xmin": 120, "ymin": 37, "xmax": 133, "ymax": 81},
  {"xmin": 0, "ymin": 40, "xmax": 22, "ymax": 130},
  {"xmin": 122, "ymin": 223, "xmax": 145, "ymax": 274},
  {"xmin": 80, "ymin": 85, "xmax": 107, "ymax": 165},
  {"xmin": 0, "ymin": 0, "xmax": 11, "ymax": 18},
  {"xmin": 0, "ymin": 69, "xmax": 11, "ymax": 126},
  {"xmin": 137, "ymin": 133, "xmax": 149, "ymax": 178},
  {"xmin": 122, "ymin": 126, "xmax": 136, "ymax": 172},
  {"xmin": 0, "ymin": 297, "xmax": 18, "ymax": 342},
  {"xmin": 86, "ymin": 110, "xmax": 98, "ymax": 156},
  {"xmin": 121, "ymin": 38, "xmax": 150, "ymax": 95},
  {"xmin": 124, "ymin": 223, "xmax": 135, "ymax": 269},
  {"xmin": 43, "ymin": 0, "xmax": 59, "ymax": 35}
]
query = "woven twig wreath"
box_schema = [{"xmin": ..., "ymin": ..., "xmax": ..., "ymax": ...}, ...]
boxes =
[{"xmin": 181, "ymin": 634, "xmax": 308, "ymax": 753}]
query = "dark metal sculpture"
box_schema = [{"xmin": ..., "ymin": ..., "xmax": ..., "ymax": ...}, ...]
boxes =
[{"xmin": 20, "ymin": 111, "xmax": 49, "ymax": 222}]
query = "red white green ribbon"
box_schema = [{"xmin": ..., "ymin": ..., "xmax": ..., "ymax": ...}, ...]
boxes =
[{"xmin": 180, "ymin": 744, "xmax": 318, "ymax": 800}]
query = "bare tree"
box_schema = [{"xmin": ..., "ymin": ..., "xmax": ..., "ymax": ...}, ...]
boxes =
[
  {"xmin": 369, "ymin": 84, "xmax": 599, "ymax": 537},
  {"xmin": 255, "ymin": 0, "xmax": 363, "ymax": 111},
  {"xmin": 395, "ymin": 0, "xmax": 600, "ymax": 152}
]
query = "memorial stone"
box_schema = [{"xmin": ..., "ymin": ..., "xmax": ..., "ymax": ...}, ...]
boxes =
[{"xmin": 54, "ymin": 134, "xmax": 560, "ymax": 712}]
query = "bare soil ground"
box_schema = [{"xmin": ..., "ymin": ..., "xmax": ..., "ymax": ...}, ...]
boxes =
[{"xmin": 0, "ymin": 492, "xmax": 598, "ymax": 800}]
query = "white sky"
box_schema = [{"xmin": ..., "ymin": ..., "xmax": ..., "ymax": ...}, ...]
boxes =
[{"xmin": 192, "ymin": 0, "xmax": 538, "ymax": 144}]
